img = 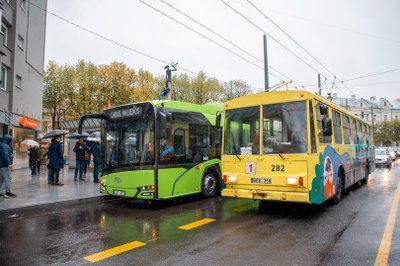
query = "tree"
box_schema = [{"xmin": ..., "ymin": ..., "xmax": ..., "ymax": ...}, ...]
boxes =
[
  {"xmin": 98, "ymin": 61, "xmax": 137, "ymax": 110},
  {"xmin": 223, "ymin": 80, "xmax": 252, "ymax": 100},
  {"xmin": 43, "ymin": 61, "xmax": 74, "ymax": 129}
]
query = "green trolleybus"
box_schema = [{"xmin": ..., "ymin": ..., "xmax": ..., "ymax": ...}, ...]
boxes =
[{"xmin": 78, "ymin": 100, "xmax": 223, "ymax": 200}]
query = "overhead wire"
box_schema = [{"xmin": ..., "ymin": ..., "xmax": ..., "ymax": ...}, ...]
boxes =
[
  {"xmin": 247, "ymin": 0, "xmax": 337, "ymax": 78},
  {"xmin": 219, "ymin": 0, "xmax": 326, "ymax": 77},
  {"xmin": 28, "ymin": 1, "xmax": 260, "ymax": 90},
  {"xmin": 138, "ymin": 0, "xmax": 289, "ymax": 82},
  {"xmin": 158, "ymin": 0, "xmax": 297, "ymax": 84},
  {"xmin": 245, "ymin": 0, "xmax": 357, "ymax": 97}
]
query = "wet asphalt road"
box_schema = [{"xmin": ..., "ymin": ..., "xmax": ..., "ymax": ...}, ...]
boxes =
[{"xmin": 1, "ymin": 161, "xmax": 400, "ymax": 266}]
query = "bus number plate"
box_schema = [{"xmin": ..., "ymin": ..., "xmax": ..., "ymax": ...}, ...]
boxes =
[
  {"xmin": 251, "ymin": 178, "xmax": 272, "ymax": 184},
  {"xmin": 113, "ymin": 190, "xmax": 125, "ymax": 196}
]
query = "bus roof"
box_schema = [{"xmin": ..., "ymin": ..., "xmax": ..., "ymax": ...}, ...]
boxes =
[{"xmin": 224, "ymin": 90, "xmax": 370, "ymax": 125}]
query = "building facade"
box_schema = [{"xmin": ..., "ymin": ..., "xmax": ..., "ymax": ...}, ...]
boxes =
[
  {"xmin": 332, "ymin": 94, "xmax": 400, "ymax": 126},
  {"xmin": 0, "ymin": 0, "xmax": 47, "ymax": 168}
]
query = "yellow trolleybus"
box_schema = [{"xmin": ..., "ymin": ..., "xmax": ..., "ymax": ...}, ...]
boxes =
[{"xmin": 221, "ymin": 90, "xmax": 374, "ymax": 204}]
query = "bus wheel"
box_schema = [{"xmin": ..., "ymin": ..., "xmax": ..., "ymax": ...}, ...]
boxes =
[
  {"xmin": 333, "ymin": 171, "xmax": 344, "ymax": 204},
  {"xmin": 202, "ymin": 170, "xmax": 219, "ymax": 198}
]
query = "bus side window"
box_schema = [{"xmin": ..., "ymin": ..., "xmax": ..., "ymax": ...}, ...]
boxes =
[
  {"xmin": 332, "ymin": 110, "xmax": 343, "ymax": 144},
  {"xmin": 342, "ymin": 115, "xmax": 351, "ymax": 144},
  {"xmin": 350, "ymin": 118, "xmax": 357, "ymax": 144},
  {"xmin": 173, "ymin": 128, "xmax": 185, "ymax": 156},
  {"xmin": 316, "ymin": 103, "xmax": 332, "ymax": 144},
  {"xmin": 309, "ymin": 101, "xmax": 317, "ymax": 153}
]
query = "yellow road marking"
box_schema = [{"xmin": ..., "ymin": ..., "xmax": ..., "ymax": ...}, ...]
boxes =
[
  {"xmin": 84, "ymin": 241, "xmax": 146, "ymax": 263},
  {"xmin": 178, "ymin": 218, "xmax": 216, "ymax": 230},
  {"xmin": 375, "ymin": 182, "xmax": 400, "ymax": 266}
]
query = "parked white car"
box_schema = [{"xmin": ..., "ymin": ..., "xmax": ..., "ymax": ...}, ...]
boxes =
[{"xmin": 375, "ymin": 148, "xmax": 391, "ymax": 168}]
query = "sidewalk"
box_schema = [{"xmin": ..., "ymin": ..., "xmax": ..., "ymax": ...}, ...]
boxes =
[{"xmin": 0, "ymin": 166, "xmax": 107, "ymax": 217}]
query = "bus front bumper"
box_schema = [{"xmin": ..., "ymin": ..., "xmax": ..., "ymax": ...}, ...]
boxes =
[
  {"xmin": 222, "ymin": 188, "xmax": 310, "ymax": 203},
  {"xmin": 101, "ymin": 186, "xmax": 154, "ymax": 199}
]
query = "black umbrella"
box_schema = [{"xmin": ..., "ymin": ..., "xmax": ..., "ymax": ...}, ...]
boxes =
[
  {"xmin": 43, "ymin": 130, "xmax": 68, "ymax": 139},
  {"xmin": 68, "ymin": 131, "xmax": 89, "ymax": 139}
]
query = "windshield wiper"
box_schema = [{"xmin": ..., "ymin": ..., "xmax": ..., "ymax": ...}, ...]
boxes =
[{"xmin": 231, "ymin": 132, "xmax": 242, "ymax": 160}]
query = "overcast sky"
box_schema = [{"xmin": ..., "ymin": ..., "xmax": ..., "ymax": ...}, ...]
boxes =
[{"xmin": 45, "ymin": 0, "xmax": 400, "ymax": 100}]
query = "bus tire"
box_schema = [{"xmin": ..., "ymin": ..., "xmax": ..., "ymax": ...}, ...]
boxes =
[
  {"xmin": 333, "ymin": 170, "xmax": 344, "ymax": 204},
  {"xmin": 202, "ymin": 169, "xmax": 219, "ymax": 198}
]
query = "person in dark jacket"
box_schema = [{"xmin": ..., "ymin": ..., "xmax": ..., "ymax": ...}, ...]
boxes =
[
  {"xmin": 91, "ymin": 141, "xmax": 102, "ymax": 183},
  {"xmin": 0, "ymin": 135, "xmax": 17, "ymax": 197},
  {"xmin": 28, "ymin": 145, "xmax": 39, "ymax": 175},
  {"xmin": 73, "ymin": 137, "xmax": 88, "ymax": 181},
  {"xmin": 83, "ymin": 140, "xmax": 91, "ymax": 177},
  {"xmin": 48, "ymin": 135, "xmax": 64, "ymax": 185}
]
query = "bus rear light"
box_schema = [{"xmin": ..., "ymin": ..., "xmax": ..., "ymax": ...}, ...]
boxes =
[
  {"xmin": 226, "ymin": 176, "xmax": 237, "ymax": 184},
  {"xmin": 223, "ymin": 175, "xmax": 227, "ymax": 183},
  {"xmin": 299, "ymin": 177, "xmax": 304, "ymax": 186},
  {"xmin": 287, "ymin": 177, "xmax": 297, "ymax": 185}
]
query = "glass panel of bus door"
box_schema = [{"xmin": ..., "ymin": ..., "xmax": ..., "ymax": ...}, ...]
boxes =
[{"xmin": 308, "ymin": 100, "xmax": 317, "ymax": 153}]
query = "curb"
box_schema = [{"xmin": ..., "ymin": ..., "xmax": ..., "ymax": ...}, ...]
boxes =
[{"xmin": 0, "ymin": 195, "xmax": 122, "ymax": 223}]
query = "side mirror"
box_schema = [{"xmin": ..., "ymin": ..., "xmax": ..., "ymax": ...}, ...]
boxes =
[
  {"xmin": 322, "ymin": 117, "xmax": 333, "ymax": 136},
  {"xmin": 319, "ymin": 105, "xmax": 328, "ymax": 115},
  {"xmin": 215, "ymin": 112, "xmax": 222, "ymax": 130}
]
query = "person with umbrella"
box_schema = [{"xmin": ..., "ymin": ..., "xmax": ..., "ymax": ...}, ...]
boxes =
[
  {"xmin": 48, "ymin": 135, "xmax": 64, "ymax": 185},
  {"xmin": 28, "ymin": 144, "xmax": 39, "ymax": 176}
]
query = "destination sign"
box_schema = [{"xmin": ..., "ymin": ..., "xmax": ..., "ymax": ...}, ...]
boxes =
[{"xmin": 109, "ymin": 106, "xmax": 143, "ymax": 119}]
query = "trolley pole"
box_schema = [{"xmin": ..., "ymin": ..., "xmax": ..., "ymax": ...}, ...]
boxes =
[
  {"xmin": 318, "ymin": 74, "xmax": 321, "ymax": 95},
  {"xmin": 263, "ymin": 34, "xmax": 269, "ymax": 92}
]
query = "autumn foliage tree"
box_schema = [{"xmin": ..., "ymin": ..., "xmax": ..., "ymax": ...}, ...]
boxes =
[{"xmin": 43, "ymin": 60, "xmax": 253, "ymax": 126}]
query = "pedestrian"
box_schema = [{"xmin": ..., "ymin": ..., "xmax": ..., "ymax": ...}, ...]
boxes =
[
  {"xmin": 28, "ymin": 145, "xmax": 39, "ymax": 175},
  {"xmin": 0, "ymin": 135, "xmax": 17, "ymax": 198},
  {"xmin": 83, "ymin": 140, "xmax": 91, "ymax": 177},
  {"xmin": 48, "ymin": 135, "xmax": 64, "ymax": 185},
  {"xmin": 91, "ymin": 141, "xmax": 101, "ymax": 183},
  {"xmin": 73, "ymin": 137, "xmax": 88, "ymax": 181},
  {"xmin": 37, "ymin": 144, "xmax": 46, "ymax": 175}
]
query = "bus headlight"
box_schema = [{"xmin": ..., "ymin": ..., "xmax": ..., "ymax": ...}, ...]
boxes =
[
  {"xmin": 226, "ymin": 176, "xmax": 237, "ymax": 184},
  {"xmin": 100, "ymin": 179, "xmax": 106, "ymax": 186},
  {"xmin": 287, "ymin": 177, "xmax": 298, "ymax": 185}
]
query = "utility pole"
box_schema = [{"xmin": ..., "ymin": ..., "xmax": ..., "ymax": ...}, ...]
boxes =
[
  {"xmin": 263, "ymin": 34, "xmax": 269, "ymax": 92},
  {"xmin": 318, "ymin": 74, "xmax": 321, "ymax": 95}
]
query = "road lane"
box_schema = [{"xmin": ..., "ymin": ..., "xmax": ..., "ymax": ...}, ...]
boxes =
[{"xmin": 0, "ymin": 161, "xmax": 399, "ymax": 265}]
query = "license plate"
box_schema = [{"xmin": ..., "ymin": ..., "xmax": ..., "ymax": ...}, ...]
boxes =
[
  {"xmin": 251, "ymin": 178, "xmax": 272, "ymax": 184},
  {"xmin": 113, "ymin": 190, "xmax": 125, "ymax": 196}
]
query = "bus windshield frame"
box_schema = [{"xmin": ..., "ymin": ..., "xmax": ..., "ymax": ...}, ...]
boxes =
[
  {"xmin": 103, "ymin": 103, "xmax": 156, "ymax": 171},
  {"xmin": 223, "ymin": 100, "xmax": 308, "ymax": 155}
]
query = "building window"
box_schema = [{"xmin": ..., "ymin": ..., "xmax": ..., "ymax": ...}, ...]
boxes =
[
  {"xmin": 384, "ymin": 101, "xmax": 387, "ymax": 107},
  {"xmin": 17, "ymin": 35, "xmax": 24, "ymax": 50},
  {"xmin": 366, "ymin": 114, "xmax": 369, "ymax": 120},
  {"xmin": 19, "ymin": 0, "xmax": 26, "ymax": 10},
  {"xmin": 384, "ymin": 115, "xmax": 387, "ymax": 121},
  {"xmin": 360, "ymin": 102, "xmax": 363, "ymax": 107},
  {"xmin": 1, "ymin": 23, "xmax": 8, "ymax": 46},
  {"xmin": 16, "ymin": 75, "xmax": 22, "ymax": 88},
  {"xmin": 0, "ymin": 65, "xmax": 7, "ymax": 91}
]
